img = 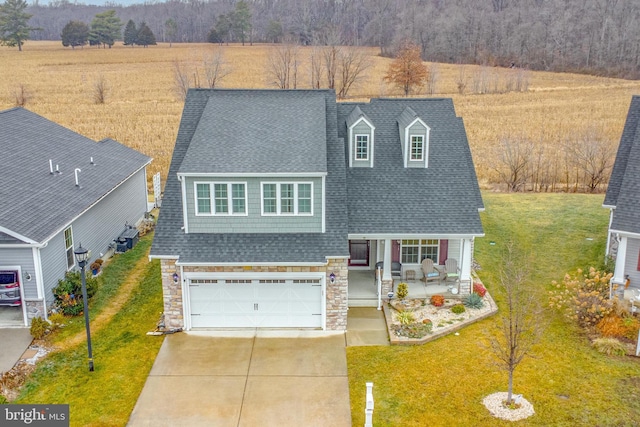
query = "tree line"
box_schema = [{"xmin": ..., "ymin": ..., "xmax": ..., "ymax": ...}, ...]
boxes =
[{"xmin": 6, "ymin": 0, "xmax": 636, "ymax": 78}]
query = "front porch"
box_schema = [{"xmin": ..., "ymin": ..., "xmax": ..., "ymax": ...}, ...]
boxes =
[{"xmin": 347, "ymin": 269, "xmax": 460, "ymax": 307}]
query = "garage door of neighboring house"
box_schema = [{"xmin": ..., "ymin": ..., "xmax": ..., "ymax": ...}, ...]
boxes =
[{"xmin": 187, "ymin": 275, "xmax": 324, "ymax": 329}]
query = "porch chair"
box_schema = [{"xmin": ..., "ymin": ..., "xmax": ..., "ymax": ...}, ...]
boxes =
[
  {"xmin": 391, "ymin": 262, "xmax": 403, "ymax": 280},
  {"xmin": 421, "ymin": 258, "xmax": 443, "ymax": 285},
  {"xmin": 444, "ymin": 258, "xmax": 460, "ymax": 287}
]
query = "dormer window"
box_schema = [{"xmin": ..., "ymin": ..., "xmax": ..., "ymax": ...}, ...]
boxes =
[
  {"xmin": 398, "ymin": 107, "xmax": 430, "ymax": 168},
  {"xmin": 355, "ymin": 134, "xmax": 369, "ymax": 160},
  {"xmin": 410, "ymin": 135, "xmax": 424, "ymax": 161},
  {"xmin": 346, "ymin": 106, "xmax": 375, "ymax": 168}
]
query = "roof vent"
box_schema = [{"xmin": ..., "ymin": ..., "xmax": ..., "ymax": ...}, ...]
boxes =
[
  {"xmin": 90, "ymin": 157, "xmax": 95, "ymax": 165},
  {"xmin": 55, "ymin": 164, "xmax": 61, "ymax": 174},
  {"xmin": 75, "ymin": 168, "xmax": 81, "ymax": 187},
  {"xmin": 49, "ymin": 159, "xmax": 53, "ymax": 174}
]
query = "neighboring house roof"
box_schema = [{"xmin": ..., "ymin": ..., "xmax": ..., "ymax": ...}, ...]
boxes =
[
  {"xmin": 0, "ymin": 108, "xmax": 151, "ymax": 244},
  {"xmin": 604, "ymin": 95, "xmax": 640, "ymax": 234},
  {"xmin": 151, "ymin": 89, "xmax": 349, "ymax": 264},
  {"xmin": 178, "ymin": 91, "xmax": 327, "ymax": 175},
  {"xmin": 337, "ymin": 98, "xmax": 484, "ymax": 236}
]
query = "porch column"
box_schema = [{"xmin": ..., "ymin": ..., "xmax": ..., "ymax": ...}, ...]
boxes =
[
  {"xmin": 383, "ymin": 238, "xmax": 392, "ymax": 281},
  {"xmin": 612, "ymin": 235, "xmax": 628, "ymax": 285},
  {"xmin": 460, "ymin": 238, "xmax": 472, "ymax": 282}
]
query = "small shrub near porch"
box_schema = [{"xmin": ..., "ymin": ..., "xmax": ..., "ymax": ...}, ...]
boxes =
[{"xmin": 52, "ymin": 271, "xmax": 98, "ymax": 316}]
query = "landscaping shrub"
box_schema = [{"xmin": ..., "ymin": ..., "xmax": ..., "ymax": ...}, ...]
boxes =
[
  {"xmin": 391, "ymin": 322, "xmax": 432, "ymax": 338},
  {"xmin": 395, "ymin": 310, "xmax": 415, "ymax": 325},
  {"xmin": 430, "ymin": 294, "xmax": 445, "ymax": 307},
  {"xmin": 473, "ymin": 282, "xmax": 487, "ymax": 297},
  {"xmin": 52, "ymin": 271, "xmax": 98, "ymax": 316},
  {"xmin": 597, "ymin": 314, "xmax": 640, "ymax": 341},
  {"xmin": 451, "ymin": 304, "xmax": 466, "ymax": 314},
  {"xmin": 47, "ymin": 313, "xmax": 66, "ymax": 331},
  {"xmin": 30, "ymin": 316, "xmax": 49, "ymax": 340},
  {"xmin": 592, "ymin": 337, "xmax": 627, "ymax": 356},
  {"xmin": 396, "ymin": 282, "xmax": 409, "ymax": 300},
  {"xmin": 549, "ymin": 267, "xmax": 614, "ymax": 328},
  {"xmin": 464, "ymin": 292, "xmax": 484, "ymax": 309}
]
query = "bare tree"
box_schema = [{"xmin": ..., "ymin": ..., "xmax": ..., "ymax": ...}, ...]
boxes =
[
  {"xmin": 323, "ymin": 45, "xmax": 340, "ymax": 91},
  {"xmin": 267, "ymin": 42, "xmax": 299, "ymax": 89},
  {"xmin": 173, "ymin": 61, "xmax": 191, "ymax": 101},
  {"xmin": 456, "ymin": 64, "xmax": 467, "ymax": 95},
  {"xmin": 564, "ymin": 129, "xmax": 616, "ymax": 192},
  {"xmin": 337, "ymin": 47, "xmax": 370, "ymax": 98},
  {"xmin": 310, "ymin": 45, "xmax": 323, "ymax": 89},
  {"xmin": 426, "ymin": 62, "xmax": 439, "ymax": 95},
  {"xmin": 490, "ymin": 136, "xmax": 534, "ymax": 192},
  {"xmin": 489, "ymin": 241, "xmax": 543, "ymax": 406},
  {"xmin": 92, "ymin": 74, "xmax": 108, "ymax": 104},
  {"xmin": 203, "ymin": 50, "xmax": 231, "ymax": 88}
]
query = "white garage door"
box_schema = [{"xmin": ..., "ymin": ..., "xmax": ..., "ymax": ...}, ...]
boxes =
[{"xmin": 188, "ymin": 278, "xmax": 323, "ymax": 328}]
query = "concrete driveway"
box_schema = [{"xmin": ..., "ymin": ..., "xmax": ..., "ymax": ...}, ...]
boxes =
[
  {"xmin": 127, "ymin": 331, "xmax": 351, "ymax": 427},
  {"xmin": 0, "ymin": 328, "xmax": 32, "ymax": 375}
]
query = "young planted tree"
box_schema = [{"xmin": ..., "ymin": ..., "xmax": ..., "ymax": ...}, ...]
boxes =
[
  {"xmin": 489, "ymin": 242, "xmax": 543, "ymax": 406},
  {"xmin": 61, "ymin": 20, "xmax": 89, "ymax": 49},
  {"xmin": 384, "ymin": 41, "xmax": 428, "ymax": 96},
  {"xmin": 136, "ymin": 22, "xmax": 156, "ymax": 47},
  {"xmin": 123, "ymin": 19, "xmax": 137, "ymax": 46},
  {"xmin": 0, "ymin": 0, "xmax": 37, "ymax": 51}
]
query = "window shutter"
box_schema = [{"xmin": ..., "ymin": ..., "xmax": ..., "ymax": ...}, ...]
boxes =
[{"xmin": 439, "ymin": 240, "xmax": 448, "ymax": 265}]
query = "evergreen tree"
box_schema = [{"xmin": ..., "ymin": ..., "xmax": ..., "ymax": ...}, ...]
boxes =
[
  {"xmin": 61, "ymin": 20, "xmax": 89, "ymax": 49},
  {"xmin": 89, "ymin": 10, "xmax": 122, "ymax": 49},
  {"xmin": 230, "ymin": 0, "xmax": 251, "ymax": 46},
  {"xmin": 164, "ymin": 18, "xmax": 177, "ymax": 47},
  {"xmin": 136, "ymin": 22, "xmax": 156, "ymax": 47},
  {"xmin": 207, "ymin": 27, "xmax": 220, "ymax": 44},
  {"xmin": 0, "ymin": 0, "xmax": 37, "ymax": 51},
  {"xmin": 123, "ymin": 19, "xmax": 137, "ymax": 46}
]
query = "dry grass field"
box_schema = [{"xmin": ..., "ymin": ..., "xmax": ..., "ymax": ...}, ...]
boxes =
[{"xmin": 2, "ymin": 41, "xmax": 640, "ymax": 188}]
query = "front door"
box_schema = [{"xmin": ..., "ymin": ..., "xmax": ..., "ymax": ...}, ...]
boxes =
[{"xmin": 349, "ymin": 240, "xmax": 369, "ymax": 266}]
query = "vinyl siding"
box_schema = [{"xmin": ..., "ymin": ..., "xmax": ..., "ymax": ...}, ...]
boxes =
[
  {"xmin": 0, "ymin": 247, "xmax": 36, "ymax": 299},
  {"xmin": 39, "ymin": 168, "xmax": 148, "ymax": 306},
  {"xmin": 185, "ymin": 176, "xmax": 323, "ymax": 233},
  {"xmin": 626, "ymin": 237, "xmax": 640, "ymax": 286}
]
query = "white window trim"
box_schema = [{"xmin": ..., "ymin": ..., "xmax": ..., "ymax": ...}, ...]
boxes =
[
  {"xmin": 348, "ymin": 116, "xmax": 375, "ymax": 168},
  {"xmin": 194, "ymin": 181, "xmax": 248, "ymax": 216},
  {"xmin": 401, "ymin": 239, "xmax": 439, "ymax": 264},
  {"xmin": 409, "ymin": 134, "xmax": 424, "ymax": 161},
  {"xmin": 403, "ymin": 118, "xmax": 430, "ymax": 168},
  {"xmin": 261, "ymin": 182, "xmax": 314, "ymax": 216},
  {"xmin": 354, "ymin": 134, "xmax": 369, "ymax": 161},
  {"xmin": 64, "ymin": 226, "xmax": 75, "ymax": 271}
]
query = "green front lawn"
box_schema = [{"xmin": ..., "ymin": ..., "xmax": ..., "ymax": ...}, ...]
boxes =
[
  {"xmin": 15, "ymin": 234, "xmax": 164, "ymax": 427},
  {"xmin": 348, "ymin": 193, "xmax": 640, "ymax": 426}
]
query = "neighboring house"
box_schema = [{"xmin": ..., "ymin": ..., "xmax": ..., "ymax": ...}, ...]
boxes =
[
  {"xmin": 604, "ymin": 95, "xmax": 640, "ymax": 292},
  {"xmin": 150, "ymin": 89, "xmax": 484, "ymax": 331},
  {"xmin": 0, "ymin": 108, "xmax": 151, "ymax": 327}
]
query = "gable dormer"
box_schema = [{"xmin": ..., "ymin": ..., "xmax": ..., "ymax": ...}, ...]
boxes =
[
  {"xmin": 398, "ymin": 107, "xmax": 430, "ymax": 168},
  {"xmin": 346, "ymin": 106, "xmax": 375, "ymax": 168}
]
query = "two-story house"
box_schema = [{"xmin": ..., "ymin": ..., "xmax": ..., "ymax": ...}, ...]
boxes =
[{"xmin": 150, "ymin": 89, "xmax": 484, "ymax": 331}]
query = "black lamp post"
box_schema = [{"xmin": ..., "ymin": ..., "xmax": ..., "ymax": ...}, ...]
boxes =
[{"xmin": 74, "ymin": 244, "xmax": 94, "ymax": 372}]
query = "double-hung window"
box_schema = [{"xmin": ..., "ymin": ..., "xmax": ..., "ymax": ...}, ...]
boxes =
[
  {"xmin": 195, "ymin": 182, "xmax": 246, "ymax": 215},
  {"xmin": 64, "ymin": 226, "xmax": 74, "ymax": 270},
  {"xmin": 410, "ymin": 135, "xmax": 424, "ymax": 161},
  {"xmin": 262, "ymin": 182, "xmax": 313, "ymax": 215},
  {"xmin": 355, "ymin": 134, "xmax": 369, "ymax": 160},
  {"xmin": 401, "ymin": 239, "xmax": 439, "ymax": 264}
]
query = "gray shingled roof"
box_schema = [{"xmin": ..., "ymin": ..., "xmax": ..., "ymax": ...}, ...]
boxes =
[
  {"xmin": 179, "ymin": 90, "xmax": 327, "ymax": 174},
  {"xmin": 605, "ymin": 96, "xmax": 640, "ymax": 234},
  {"xmin": 337, "ymin": 98, "xmax": 484, "ymax": 236},
  {"xmin": 151, "ymin": 89, "xmax": 349, "ymax": 263},
  {"xmin": 0, "ymin": 108, "xmax": 151, "ymax": 244}
]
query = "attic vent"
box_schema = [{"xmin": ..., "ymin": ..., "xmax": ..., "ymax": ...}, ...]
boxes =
[
  {"xmin": 49, "ymin": 159, "xmax": 53, "ymax": 174},
  {"xmin": 75, "ymin": 168, "xmax": 81, "ymax": 187},
  {"xmin": 90, "ymin": 157, "xmax": 95, "ymax": 165}
]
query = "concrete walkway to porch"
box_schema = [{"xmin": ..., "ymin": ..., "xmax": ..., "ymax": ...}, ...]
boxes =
[{"xmin": 345, "ymin": 307, "xmax": 389, "ymax": 346}]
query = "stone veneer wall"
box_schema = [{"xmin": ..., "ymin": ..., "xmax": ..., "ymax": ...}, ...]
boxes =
[
  {"xmin": 161, "ymin": 259, "xmax": 183, "ymax": 330},
  {"xmin": 162, "ymin": 258, "xmax": 350, "ymax": 331},
  {"xmin": 25, "ymin": 300, "xmax": 45, "ymax": 325}
]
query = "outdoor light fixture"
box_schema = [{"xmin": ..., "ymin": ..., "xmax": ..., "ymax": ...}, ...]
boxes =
[
  {"xmin": 74, "ymin": 243, "xmax": 94, "ymax": 372},
  {"xmin": 24, "ymin": 272, "xmax": 32, "ymax": 281},
  {"xmin": 172, "ymin": 272, "xmax": 179, "ymax": 284},
  {"xmin": 329, "ymin": 272, "xmax": 336, "ymax": 284}
]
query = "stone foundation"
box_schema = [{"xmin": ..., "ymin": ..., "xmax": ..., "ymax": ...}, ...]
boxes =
[
  {"xmin": 25, "ymin": 300, "xmax": 45, "ymax": 325},
  {"xmin": 160, "ymin": 259, "xmax": 184, "ymax": 330}
]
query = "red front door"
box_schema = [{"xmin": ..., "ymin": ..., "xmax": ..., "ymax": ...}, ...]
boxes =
[{"xmin": 349, "ymin": 240, "xmax": 369, "ymax": 266}]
